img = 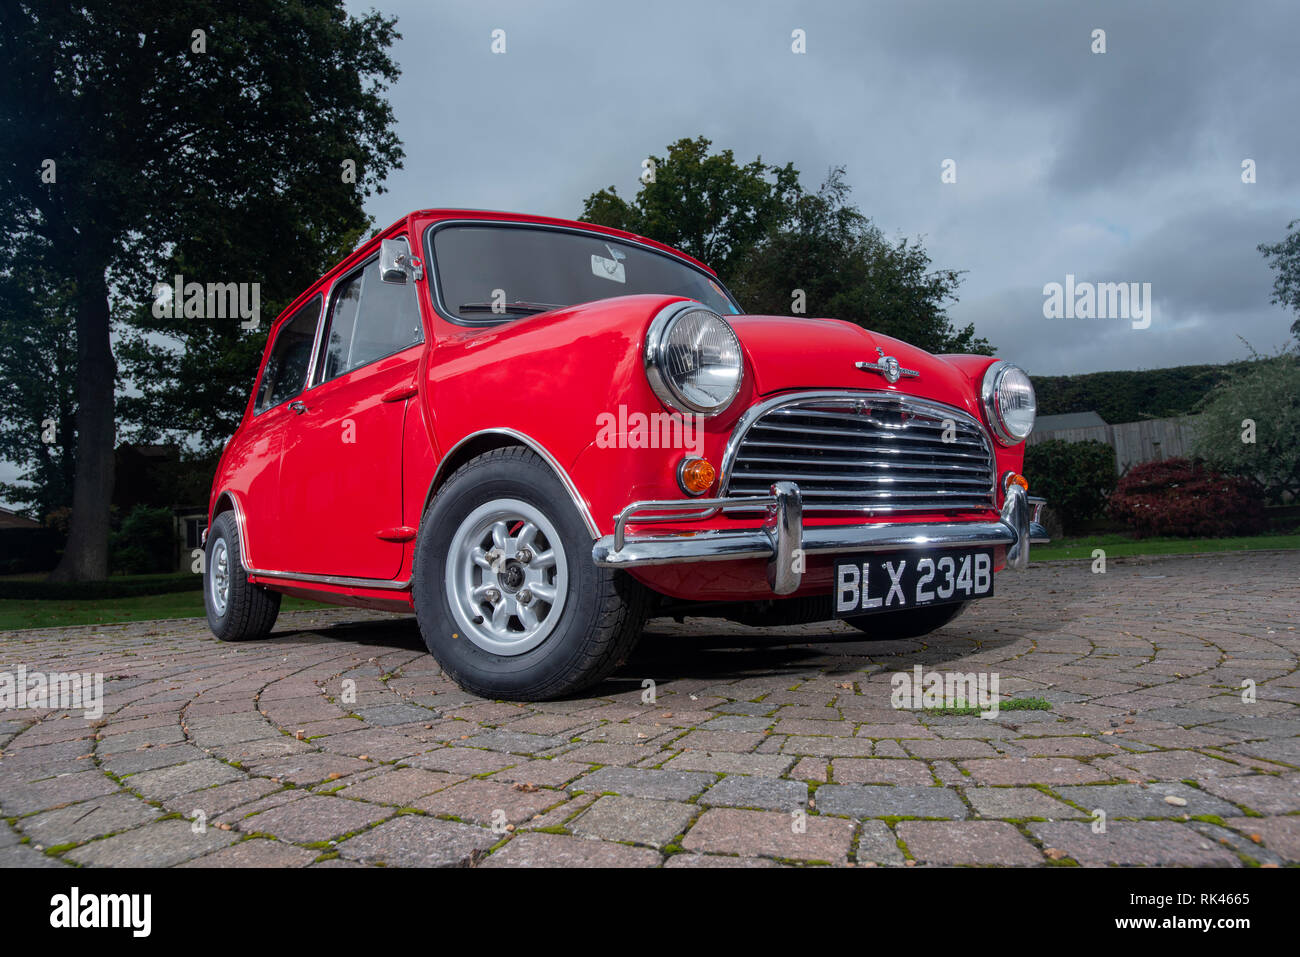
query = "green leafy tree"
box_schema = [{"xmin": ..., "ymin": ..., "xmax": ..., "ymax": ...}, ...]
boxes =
[
  {"xmin": 580, "ymin": 136, "xmax": 801, "ymax": 281},
  {"xmin": 1259, "ymin": 220, "xmax": 1300, "ymax": 340},
  {"xmin": 0, "ymin": 1, "xmax": 403, "ymax": 579},
  {"xmin": 730, "ymin": 168, "xmax": 990, "ymax": 354},
  {"xmin": 109, "ymin": 505, "xmax": 177, "ymax": 575},
  {"xmin": 0, "ymin": 242, "xmax": 77, "ymax": 520},
  {"xmin": 1192, "ymin": 352, "xmax": 1300, "ymax": 503}
]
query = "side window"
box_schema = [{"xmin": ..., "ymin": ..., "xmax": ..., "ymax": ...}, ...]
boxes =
[
  {"xmin": 318, "ymin": 240, "xmax": 424, "ymax": 383},
  {"xmin": 255, "ymin": 296, "xmax": 321, "ymax": 414}
]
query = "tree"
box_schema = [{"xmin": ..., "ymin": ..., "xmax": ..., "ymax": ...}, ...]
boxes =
[
  {"xmin": 580, "ymin": 136, "xmax": 801, "ymax": 281},
  {"xmin": 0, "ymin": 2, "xmax": 403, "ymax": 579},
  {"xmin": 730, "ymin": 169, "xmax": 991, "ymax": 354},
  {"xmin": 1259, "ymin": 220, "xmax": 1300, "ymax": 339},
  {"xmin": 0, "ymin": 240, "xmax": 77, "ymax": 520},
  {"xmin": 1192, "ymin": 351, "xmax": 1300, "ymax": 504}
]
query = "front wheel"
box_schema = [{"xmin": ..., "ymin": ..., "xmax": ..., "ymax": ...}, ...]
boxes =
[
  {"xmin": 204, "ymin": 510, "xmax": 281, "ymax": 641},
  {"xmin": 843, "ymin": 601, "xmax": 968, "ymax": 639},
  {"xmin": 411, "ymin": 447, "xmax": 646, "ymax": 700}
]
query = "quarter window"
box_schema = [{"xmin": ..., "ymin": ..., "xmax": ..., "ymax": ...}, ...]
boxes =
[
  {"xmin": 318, "ymin": 241, "xmax": 424, "ymax": 383},
  {"xmin": 254, "ymin": 296, "xmax": 321, "ymax": 414}
]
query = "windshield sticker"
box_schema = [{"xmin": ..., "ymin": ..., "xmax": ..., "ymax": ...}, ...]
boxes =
[
  {"xmin": 592, "ymin": 243, "xmax": 627, "ymax": 283},
  {"xmin": 591, "ymin": 253, "xmax": 626, "ymax": 283}
]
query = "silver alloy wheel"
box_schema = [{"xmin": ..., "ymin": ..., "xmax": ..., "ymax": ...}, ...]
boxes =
[
  {"xmin": 445, "ymin": 498, "xmax": 569, "ymax": 656},
  {"xmin": 210, "ymin": 537, "xmax": 230, "ymax": 617}
]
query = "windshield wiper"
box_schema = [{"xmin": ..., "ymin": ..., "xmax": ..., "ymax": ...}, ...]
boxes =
[{"xmin": 457, "ymin": 301, "xmax": 565, "ymax": 316}]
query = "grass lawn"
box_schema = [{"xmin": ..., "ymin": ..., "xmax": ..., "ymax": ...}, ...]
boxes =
[
  {"xmin": 1033, "ymin": 531, "xmax": 1300, "ymax": 562},
  {"xmin": 0, "ymin": 590, "xmax": 327, "ymax": 631}
]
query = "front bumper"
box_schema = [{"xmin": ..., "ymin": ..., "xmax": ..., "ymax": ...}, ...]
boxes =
[{"xmin": 592, "ymin": 481, "xmax": 1050, "ymax": 595}]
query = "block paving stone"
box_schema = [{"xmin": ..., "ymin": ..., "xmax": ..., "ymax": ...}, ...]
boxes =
[{"xmin": 0, "ymin": 551, "xmax": 1294, "ymax": 866}]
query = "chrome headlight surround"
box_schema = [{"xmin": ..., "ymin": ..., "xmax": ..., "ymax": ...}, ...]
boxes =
[
  {"xmin": 980, "ymin": 361, "xmax": 1037, "ymax": 445},
  {"xmin": 644, "ymin": 301, "xmax": 743, "ymax": 415}
]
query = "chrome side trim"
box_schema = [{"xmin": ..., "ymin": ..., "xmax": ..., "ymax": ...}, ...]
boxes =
[
  {"xmin": 428, "ymin": 428, "xmax": 601, "ymax": 539},
  {"xmin": 220, "ymin": 493, "xmax": 412, "ymax": 589},
  {"xmin": 246, "ymin": 568, "xmax": 413, "ymax": 590}
]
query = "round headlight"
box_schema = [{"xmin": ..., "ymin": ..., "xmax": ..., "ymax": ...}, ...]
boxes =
[
  {"xmin": 644, "ymin": 303, "xmax": 743, "ymax": 414},
  {"xmin": 981, "ymin": 361, "xmax": 1036, "ymax": 444}
]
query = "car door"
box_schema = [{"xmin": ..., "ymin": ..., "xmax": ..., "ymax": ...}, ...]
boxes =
[
  {"xmin": 240, "ymin": 295, "xmax": 323, "ymax": 572},
  {"xmin": 276, "ymin": 243, "xmax": 426, "ymax": 580}
]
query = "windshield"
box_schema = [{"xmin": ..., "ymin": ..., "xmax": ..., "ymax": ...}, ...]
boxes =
[{"xmin": 429, "ymin": 223, "xmax": 740, "ymax": 322}]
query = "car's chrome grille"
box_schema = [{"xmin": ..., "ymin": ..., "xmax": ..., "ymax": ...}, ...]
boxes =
[{"xmin": 722, "ymin": 392, "xmax": 997, "ymax": 514}]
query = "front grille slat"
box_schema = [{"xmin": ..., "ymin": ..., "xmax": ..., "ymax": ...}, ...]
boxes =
[
  {"xmin": 743, "ymin": 438, "xmax": 992, "ymax": 462},
  {"xmin": 729, "ymin": 471, "xmax": 993, "ymax": 488},
  {"xmin": 736, "ymin": 454, "xmax": 990, "ymax": 474},
  {"xmin": 723, "ymin": 393, "xmax": 997, "ymax": 515},
  {"xmin": 749, "ymin": 421, "xmax": 988, "ymax": 449}
]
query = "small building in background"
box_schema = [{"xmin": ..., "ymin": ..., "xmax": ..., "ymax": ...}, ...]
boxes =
[
  {"xmin": 0, "ymin": 506, "xmax": 40, "ymax": 529},
  {"xmin": 174, "ymin": 506, "xmax": 208, "ymax": 571},
  {"xmin": 1027, "ymin": 410, "xmax": 1202, "ymax": 474}
]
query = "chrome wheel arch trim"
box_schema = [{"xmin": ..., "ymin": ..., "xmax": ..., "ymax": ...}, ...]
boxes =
[{"xmin": 426, "ymin": 427, "xmax": 601, "ymax": 539}]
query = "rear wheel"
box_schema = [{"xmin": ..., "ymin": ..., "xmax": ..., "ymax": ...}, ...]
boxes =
[
  {"xmin": 204, "ymin": 510, "xmax": 281, "ymax": 641},
  {"xmin": 843, "ymin": 601, "xmax": 968, "ymax": 639},
  {"xmin": 412, "ymin": 447, "xmax": 646, "ymax": 700}
]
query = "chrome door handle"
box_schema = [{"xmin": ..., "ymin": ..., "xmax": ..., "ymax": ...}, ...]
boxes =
[{"xmin": 289, "ymin": 400, "xmax": 307, "ymax": 414}]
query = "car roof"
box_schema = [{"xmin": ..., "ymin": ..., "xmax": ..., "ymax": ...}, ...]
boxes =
[
  {"xmin": 403, "ymin": 208, "xmax": 717, "ymax": 276},
  {"xmin": 269, "ymin": 208, "xmax": 717, "ymax": 335}
]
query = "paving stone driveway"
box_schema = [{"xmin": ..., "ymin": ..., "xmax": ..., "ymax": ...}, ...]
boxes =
[{"xmin": 2, "ymin": 550, "xmax": 1297, "ymax": 868}]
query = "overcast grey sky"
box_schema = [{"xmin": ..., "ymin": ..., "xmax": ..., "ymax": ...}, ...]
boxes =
[
  {"xmin": 354, "ymin": 0, "xmax": 1299, "ymax": 375},
  {"xmin": 3, "ymin": 1, "xmax": 1297, "ymax": 505}
]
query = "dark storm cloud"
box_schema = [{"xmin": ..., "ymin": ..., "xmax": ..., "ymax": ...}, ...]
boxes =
[
  {"xmin": 2, "ymin": 1, "xmax": 1295, "ymax": 499},
  {"xmin": 356, "ymin": 0, "xmax": 1298, "ymax": 376}
]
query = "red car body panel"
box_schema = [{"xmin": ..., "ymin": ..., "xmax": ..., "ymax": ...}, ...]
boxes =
[{"xmin": 210, "ymin": 209, "xmax": 1025, "ymax": 611}]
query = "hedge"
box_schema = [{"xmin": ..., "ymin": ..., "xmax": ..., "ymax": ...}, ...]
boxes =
[
  {"xmin": 1023, "ymin": 439, "xmax": 1117, "ymax": 533},
  {"xmin": 0, "ymin": 573, "xmax": 202, "ymax": 601}
]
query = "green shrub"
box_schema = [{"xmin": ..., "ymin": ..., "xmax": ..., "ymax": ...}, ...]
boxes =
[
  {"xmin": 1023, "ymin": 438, "xmax": 1116, "ymax": 533},
  {"xmin": 109, "ymin": 505, "xmax": 176, "ymax": 575},
  {"xmin": 1192, "ymin": 352, "xmax": 1300, "ymax": 504}
]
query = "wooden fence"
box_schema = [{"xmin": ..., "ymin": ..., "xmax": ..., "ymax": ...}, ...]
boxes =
[{"xmin": 1025, "ymin": 415, "xmax": 1202, "ymax": 474}]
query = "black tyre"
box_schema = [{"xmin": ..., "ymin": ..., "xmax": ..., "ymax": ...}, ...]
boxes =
[
  {"xmin": 412, "ymin": 447, "xmax": 647, "ymax": 700},
  {"xmin": 204, "ymin": 510, "xmax": 281, "ymax": 641},
  {"xmin": 843, "ymin": 601, "xmax": 968, "ymax": 639}
]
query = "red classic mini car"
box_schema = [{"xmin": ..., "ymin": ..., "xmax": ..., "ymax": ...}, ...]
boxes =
[{"xmin": 204, "ymin": 209, "xmax": 1047, "ymax": 699}]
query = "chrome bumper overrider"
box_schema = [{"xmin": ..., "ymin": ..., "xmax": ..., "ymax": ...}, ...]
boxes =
[{"xmin": 591, "ymin": 481, "xmax": 1050, "ymax": 596}]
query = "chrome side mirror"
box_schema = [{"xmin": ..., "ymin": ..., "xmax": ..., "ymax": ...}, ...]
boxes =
[{"xmin": 379, "ymin": 238, "xmax": 422, "ymax": 284}]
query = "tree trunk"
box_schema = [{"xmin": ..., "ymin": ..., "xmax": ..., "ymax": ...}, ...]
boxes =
[{"xmin": 48, "ymin": 268, "xmax": 116, "ymax": 582}]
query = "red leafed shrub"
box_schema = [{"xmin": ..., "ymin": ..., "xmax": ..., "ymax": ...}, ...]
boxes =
[{"xmin": 1107, "ymin": 458, "xmax": 1267, "ymax": 538}]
